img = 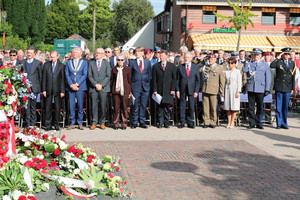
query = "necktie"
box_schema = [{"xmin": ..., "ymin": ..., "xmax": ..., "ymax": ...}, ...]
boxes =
[
  {"xmin": 97, "ymin": 60, "xmax": 101, "ymax": 72},
  {"xmin": 186, "ymin": 64, "xmax": 190, "ymax": 77},
  {"xmin": 163, "ymin": 63, "xmax": 166, "ymax": 71},
  {"xmin": 285, "ymin": 60, "xmax": 289, "ymax": 69},
  {"xmin": 52, "ymin": 62, "xmax": 55, "ymax": 73},
  {"xmin": 74, "ymin": 60, "xmax": 78, "ymax": 71},
  {"xmin": 139, "ymin": 60, "xmax": 143, "ymax": 73}
]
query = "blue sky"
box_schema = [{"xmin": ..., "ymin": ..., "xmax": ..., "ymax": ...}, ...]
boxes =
[{"xmin": 45, "ymin": 0, "xmax": 164, "ymax": 15}]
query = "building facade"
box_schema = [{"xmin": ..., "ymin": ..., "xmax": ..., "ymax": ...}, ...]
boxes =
[{"xmin": 154, "ymin": 0, "xmax": 300, "ymax": 52}]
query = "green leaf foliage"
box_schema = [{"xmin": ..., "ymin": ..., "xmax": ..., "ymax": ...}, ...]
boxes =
[{"xmin": 109, "ymin": 0, "xmax": 154, "ymax": 44}]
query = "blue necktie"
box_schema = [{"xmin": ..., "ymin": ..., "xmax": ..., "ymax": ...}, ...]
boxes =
[
  {"xmin": 285, "ymin": 61, "xmax": 289, "ymax": 69},
  {"xmin": 52, "ymin": 62, "xmax": 55, "ymax": 73}
]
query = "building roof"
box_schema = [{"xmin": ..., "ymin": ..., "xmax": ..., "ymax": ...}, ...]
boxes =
[
  {"xmin": 177, "ymin": 0, "xmax": 300, "ymax": 5},
  {"xmin": 66, "ymin": 34, "xmax": 86, "ymax": 41}
]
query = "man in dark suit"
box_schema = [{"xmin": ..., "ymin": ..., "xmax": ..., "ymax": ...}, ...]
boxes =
[
  {"xmin": 217, "ymin": 49, "xmax": 225, "ymax": 65},
  {"xmin": 177, "ymin": 52, "xmax": 201, "ymax": 128},
  {"xmin": 9, "ymin": 49, "xmax": 22, "ymax": 66},
  {"xmin": 270, "ymin": 47, "xmax": 296, "ymax": 129},
  {"xmin": 42, "ymin": 51, "xmax": 65, "ymax": 131},
  {"xmin": 152, "ymin": 50, "xmax": 177, "ymax": 128},
  {"xmin": 21, "ymin": 46, "xmax": 43, "ymax": 127},
  {"xmin": 65, "ymin": 47, "xmax": 88, "ymax": 130},
  {"xmin": 130, "ymin": 46, "xmax": 152, "ymax": 129},
  {"xmin": 88, "ymin": 48, "xmax": 111, "ymax": 130},
  {"xmin": 109, "ymin": 46, "xmax": 127, "ymax": 68}
]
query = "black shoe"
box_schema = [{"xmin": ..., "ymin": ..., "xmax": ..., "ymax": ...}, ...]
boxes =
[
  {"xmin": 121, "ymin": 127, "xmax": 126, "ymax": 130},
  {"xmin": 131, "ymin": 124, "xmax": 137, "ymax": 129},
  {"xmin": 203, "ymin": 125, "xmax": 208, "ymax": 128},
  {"xmin": 248, "ymin": 125, "xmax": 255, "ymax": 129},
  {"xmin": 282, "ymin": 126, "xmax": 289, "ymax": 129},
  {"xmin": 45, "ymin": 126, "xmax": 52, "ymax": 131},
  {"xmin": 187, "ymin": 124, "xmax": 195, "ymax": 129},
  {"xmin": 157, "ymin": 124, "xmax": 163, "ymax": 129},
  {"xmin": 139, "ymin": 124, "xmax": 148, "ymax": 129},
  {"xmin": 275, "ymin": 126, "xmax": 281, "ymax": 129},
  {"xmin": 164, "ymin": 124, "xmax": 170, "ymax": 128},
  {"xmin": 256, "ymin": 124, "xmax": 264, "ymax": 129},
  {"xmin": 54, "ymin": 125, "xmax": 60, "ymax": 131},
  {"xmin": 178, "ymin": 124, "xmax": 185, "ymax": 128},
  {"xmin": 210, "ymin": 125, "xmax": 216, "ymax": 128},
  {"xmin": 113, "ymin": 127, "xmax": 119, "ymax": 130}
]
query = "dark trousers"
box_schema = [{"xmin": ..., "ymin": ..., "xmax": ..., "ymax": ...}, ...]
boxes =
[
  {"xmin": 158, "ymin": 103, "xmax": 171, "ymax": 125},
  {"xmin": 112, "ymin": 94, "xmax": 129, "ymax": 128},
  {"xmin": 275, "ymin": 91, "xmax": 291, "ymax": 128},
  {"xmin": 263, "ymin": 103, "xmax": 272, "ymax": 123},
  {"xmin": 45, "ymin": 95, "xmax": 61, "ymax": 127},
  {"xmin": 132, "ymin": 90, "xmax": 150, "ymax": 125},
  {"xmin": 91, "ymin": 91, "xmax": 108, "ymax": 125},
  {"xmin": 248, "ymin": 92, "xmax": 264, "ymax": 126},
  {"xmin": 25, "ymin": 96, "xmax": 37, "ymax": 127},
  {"xmin": 180, "ymin": 93, "xmax": 195, "ymax": 125}
]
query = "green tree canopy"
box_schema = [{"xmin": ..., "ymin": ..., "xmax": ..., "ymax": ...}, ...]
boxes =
[
  {"xmin": 110, "ymin": 0, "xmax": 154, "ymax": 44},
  {"xmin": 78, "ymin": 0, "xmax": 113, "ymax": 40},
  {"xmin": 45, "ymin": 0, "xmax": 80, "ymax": 44}
]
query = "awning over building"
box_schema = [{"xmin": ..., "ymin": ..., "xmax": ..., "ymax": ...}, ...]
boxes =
[
  {"xmin": 267, "ymin": 36, "xmax": 300, "ymax": 52},
  {"xmin": 188, "ymin": 34, "xmax": 274, "ymax": 52}
]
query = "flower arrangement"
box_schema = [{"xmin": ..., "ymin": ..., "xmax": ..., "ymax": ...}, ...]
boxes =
[
  {"xmin": 0, "ymin": 63, "xmax": 31, "ymax": 117},
  {"xmin": 0, "ymin": 127, "xmax": 132, "ymax": 199}
]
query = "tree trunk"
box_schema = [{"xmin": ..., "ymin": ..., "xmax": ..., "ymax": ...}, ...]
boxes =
[
  {"xmin": 237, "ymin": 29, "xmax": 241, "ymax": 52},
  {"xmin": 92, "ymin": 5, "xmax": 96, "ymax": 51}
]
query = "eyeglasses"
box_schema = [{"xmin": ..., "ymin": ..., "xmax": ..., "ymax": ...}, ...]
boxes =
[
  {"xmin": 229, "ymin": 62, "xmax": 235, "ymax": 65},
  {"xmin": 65, "ymin": 57, "xmax": 69, "ymax": 59},
  {"xmin": 10, "ymin": 54, "xmax": 17, "ymax": 57},
  {"xmin": 105, "ymin": 51, "xmax": 111, "ymax": 53},
  {"xmin": 117, "ymin": 59, "xmax": 124, "ymax": 61}
]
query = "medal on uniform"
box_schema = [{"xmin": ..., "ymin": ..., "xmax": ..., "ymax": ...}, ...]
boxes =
[
  {"xmin": 213, "ymin": 71, "xmax": 216, "ymax": 76},
  {"xmin": 280, "ymin": 65, "xmax": 284, "ymax": 70}
]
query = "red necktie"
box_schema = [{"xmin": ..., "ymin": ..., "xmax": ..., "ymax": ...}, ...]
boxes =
[
  {"xmin": 139, "ymin": 60, "xmax": 143, "ymax": 73},
  {"xmin": 163, "ymin": 63, "xmax": 166, "ymax": 71},
  {"xmin": 186, "ymin": 64, "xmax": 190, "ymax": 77}
]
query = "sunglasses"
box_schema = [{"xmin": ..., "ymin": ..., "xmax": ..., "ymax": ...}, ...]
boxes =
[
  {"xmin": 117, "ymin": 59, "xmax": 124, "ymax": 61},
  {"xmin": 65, "ymin": 57, "xmax": 69, "ymax": 59},
  {"xmin": 105, "ymin": 51, "xmax": 111, "ymax": 53},
  {"xmin": 229, "ymin": 62, "xmax": 235, "ymax": 64},
  {"xmin": 10, "ymin": 54, "xmax": 17, "ymax": 57}
]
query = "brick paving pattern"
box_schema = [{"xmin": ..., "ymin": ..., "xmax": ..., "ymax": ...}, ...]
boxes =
[{"xmin": 78, "ymin": 140, "xmax": 300, "ymax": 200}]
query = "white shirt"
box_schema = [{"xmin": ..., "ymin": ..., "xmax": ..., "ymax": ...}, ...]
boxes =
[
  {"xmin": 27, "ymin": 58, "xmax": 33, "ymax": 63},
  {"xmin": 114, "ymin": 56, "xmax": 117, "ymax": 66},
  {"xmin": 161, "ymin": 61, "xmax": 167, "ymax": 67},
  {"xmin": 185, "ymin": 62, "xmax": 191, "ymax": 71},
  {"xmin": 11, "ymin": 60, "xmax": 16, "ymax": 66},
  {"xmin": 96, "ymin": 59, "xmax": 102, "ymax": 66},
  {"xmin": 137, "ymin": 58, "xmax": 144, "ymax": 70}
]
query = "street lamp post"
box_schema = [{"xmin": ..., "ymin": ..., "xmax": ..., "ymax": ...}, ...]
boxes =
[{"xmin": 2, "ymin": 11, "xmax": 7, "ymax": 51}]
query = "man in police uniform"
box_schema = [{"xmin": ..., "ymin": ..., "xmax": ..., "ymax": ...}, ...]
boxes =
[
  {"xmin": 201, "ymin": 54, "xmax": 225, "ymax": 128},
  {"xmin": 270, "ymin": 47, "xmax": 296, "ymax": 129},
  {"xmin": 242, "ymin": 48, "xmax": 271, "ymax": 129}
]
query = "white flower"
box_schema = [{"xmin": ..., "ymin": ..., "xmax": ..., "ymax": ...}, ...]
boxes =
[
  {"xmin": 54, "ymin": 144, "xmax": 58, "ymax": 149},
  {"xmin": 59, "ymin": 141, "xmax": 67, "ymax": 150},
  {"xmin": 65, "ymin": 154, "xmax": 71, "ymax": 161},
  {"xmin": 39, "ymin": 139, "xmax": 45, "ymax": 145},
  {"xmin": 56, "ymin": 138, "xmax": 61, "ymax": 143},
  {"xmin": 88, "ymin": 180, "xmax": 95, "ymax": 188},
  {"xmin": 19, "ymin": 156, "xmax": 28, "ymax": 164},
  {"xmin": 103, "ymin": 163, "xmax": 111, "ymax": 171},
  {"xmin": 24, "ymin": 141, "xmax": 31, "ymax": 147},
  {"xmin": 7, "ymin": 96, "xmax": 15, "ymax": 104},
  {"xmin": 42, "ymin": 183, "xmax": 50, "ymax": 190},
  {"xmin": 73, "ymin": 169, "xmax": 80, "ymax": 174},
  {"xmin": 37, "ymin": 154, "xmax": 44, "ymax": 160},
  {"xmin": 7, "ymin": 109, "xmax": 14, "ymax": 117},
  {"xmin": 2, "ymin": 195, "xmax": 12, "ymax": 200},
  {"xmin": 112, "ymin": 176, "xmax": 121, "ymax": 182},
  {"xmin": 12, "ymin": 190, "xmax": 22, "ymax": 200}
]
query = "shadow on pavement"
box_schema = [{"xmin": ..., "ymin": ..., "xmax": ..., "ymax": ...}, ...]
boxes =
[
  {"xmin": 252, "ymin": 130, "xmax": 300, "ymax": 145},
  {"xmin": 274, "ymin": 143, "xmax": 300, "ymax": 150},
  {"xmin": 151, "ymin": 161, "xmax": 198, "ymax": 173},
  {"xmin": 194, "ymin": 150, "xmax": 300, "ymax": 199}
]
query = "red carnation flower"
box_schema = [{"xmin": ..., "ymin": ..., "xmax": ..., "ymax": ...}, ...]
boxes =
[
  {"xmin": 42, "ymin": 134, "xmax": 48, "ymax": 140},
  {"xmin": 107, "ymin": 173, "xmax": 114, "ymax": 178},
  {"xmin": 28, "ymin": 196, "xmax": 37, "ymax": 200},
  {"xmin": 49, "ymin": 160, "xmax": 57, "ymax": 167},
  {"xmin": 53, "ymin": 148, "xmax": 60, "ymax": 156},
  {"xmin": 75, "ymin": 154, "xmax": 79, "ymax": 158},
  {"xmin": 87, "ymin": 157, "xmax": 92, "ymax": 163},
  {"xmin": 50, "ymin": 137, "xmax": 57, "ymax": 143},
  {"xmin": 1, "ymin": 156, "xmax": 10, "ymax": 163},
  {"xmin": 77, "ymin": 149, "xmax": 83, "ymax": 154},
  {"xmin": 18, "ymin": 195, "xmax": 27, "ymax": 200},
  {"xmin": 111, "ymin": 163, "xmax": 114, "ymax": 168},
  {"xmin": 22, "ymin": 96, "xmax": 28, "ymax": 101},
  {"xmin": 116, "ymin": 167, "xmax": 120, "ymax": 172},
  {"xmin": 67, "ymin": 146, "xmax": 74, "ymax": 153},
  {"xmin": 118, "ymin": 181, "xmax": 121, "ymax": 186},
  {"xmin": 5, "ymin": 86, "xmax": 10, "ymax": 94},
  {"xmin": 61, "ymin": 135, "xmax": 66, "ymax": 142}
]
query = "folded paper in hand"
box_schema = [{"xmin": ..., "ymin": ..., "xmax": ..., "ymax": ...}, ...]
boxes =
[{"xmin": 152, "ymin": 93, "xmax": 162, "ymax": 104}]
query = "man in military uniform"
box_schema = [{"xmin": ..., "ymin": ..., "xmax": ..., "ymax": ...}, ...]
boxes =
[
  {"xmin": 270, "ymin": 47, "xmax": 296, "ymax": 129},
  {"xmin": 200, "ymin": 54, "xmax": 225, "ymax": 128},
  {"xmin": 242, "ymin": 48, "xmax": 271, "ymax": 129}
]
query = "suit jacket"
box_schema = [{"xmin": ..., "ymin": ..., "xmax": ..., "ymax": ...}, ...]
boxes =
[
  {"xmin": 243, "ymin": 60, "xmax": 271, "ymax": 93},
  {"xmin": 152, "ymin": 61, "xmax": 177, "ymax": 104},
  {"xmin": 88, "ymin": 59, "xmax": 111, "ymax": 93},
  {"xmin": 65, "ymin": 59, "xmax": 88, "ymax": 91},
  {"xmin": 130, "ymin": 58, "xmax": 152, "ymax": 92},
  {"xmin": 177, "ymin": 63, "xmax": 201, "ymax": 95},
  {"xmin": 217, "ymin": 58, "xmax": 225, "ymax": 65},
  {"xmin": 21, "ymin": 59, "xmax": 43, "ymax": 94},
  {"xmin": 109, "ymin": 56, "xmax": 128, "ymax": 68},
  {"xmin": 11, "ymin": 59, "xmax": 22, "ymax": 66},
  {"xmin": 200, "ymin": 64, "xmax": 225, "ymax": 95},
  {"xmin": 110, "ymin": 65, "xmax": 131, "ymax": 95},
  {"xmin": 42, "ymin": 61, "xmax": 65, "ymax": 96},
  {"xmin": 270, "ymin": 58, "xmax": 296, "ymax": 92}
]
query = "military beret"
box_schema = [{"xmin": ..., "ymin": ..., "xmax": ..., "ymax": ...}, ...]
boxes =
[
  {"xmin": 209, "ymin": 54, "xmax": 217, "ymax": 58},
  {"xmin": 144, "ymin": 49, "xmax": 152, "ymax": 54},
  {"xmin": 263, "ymin": 52, "xmax": 270, "ymax": 56}
]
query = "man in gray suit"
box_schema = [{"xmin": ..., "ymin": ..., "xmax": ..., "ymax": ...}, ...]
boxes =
[
  {"xmin": 88, "ymin": 48, "xmax": 111, "ymax": 130},
  {"xmin": 21, "ymin": 46, "xmax": 43, "ymax": 127}
]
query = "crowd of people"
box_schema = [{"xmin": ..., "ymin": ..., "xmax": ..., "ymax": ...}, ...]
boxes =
[{"xmin": 3, "ymin": 45, "xmax": 299, "ymax": 131}]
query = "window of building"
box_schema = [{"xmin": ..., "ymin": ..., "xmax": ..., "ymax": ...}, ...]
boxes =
[
  {"xmin": 203, "ymin": 6, "xmax": 217, "ymax": 24},
  {"xmin": 290, "ymin": 8, "xmax": 300, "ymax": 26},
  {"xmin": 156, "ymin": 18, "xmax": 161, "ymax": 32},
  {"xmin": 261, "ymin": 8, "xmax": 276, "ymax": 25}
]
